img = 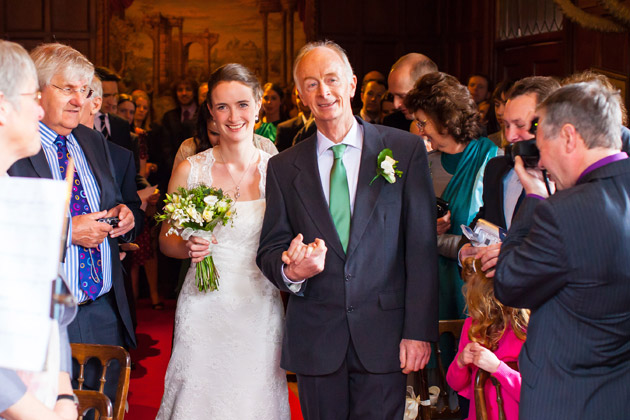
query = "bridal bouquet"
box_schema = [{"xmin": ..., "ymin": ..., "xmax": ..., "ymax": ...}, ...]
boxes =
[{"xmin": 155, "ymin": 185, "xmax": 235, "ymax": 292}]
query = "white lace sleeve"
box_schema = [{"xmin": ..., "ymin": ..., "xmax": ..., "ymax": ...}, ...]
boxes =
[
  {"xmin": 254, "ymin": 134, "xmax": 279, "ymax": 156},
  {"xmin": 186, "ymin": 148, "xmax": 215, "ymax": 189},
  {"xmin": 257, "ymin": 150, "xmax": 271, "ymax": 199}
]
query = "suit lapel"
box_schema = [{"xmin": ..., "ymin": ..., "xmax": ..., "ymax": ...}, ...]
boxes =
[
  {"xmin": 346, "ymin": 120, "xmax": 384, "ymax": 258},
  {"xmin": 292, "ymin": 136, "xmax": 347, "ymax": 260},
  {"xmin": 29, "ymin": 149, "xmax": 53, "ymax": 179}
]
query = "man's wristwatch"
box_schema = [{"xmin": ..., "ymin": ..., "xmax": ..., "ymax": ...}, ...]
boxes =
[{"xmin": 56, "ymin": 393, "xmax": 79, "ymax": 406}]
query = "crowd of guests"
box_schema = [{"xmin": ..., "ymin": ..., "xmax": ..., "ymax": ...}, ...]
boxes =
[{"xmin": 1, "ymin": 35, "xmax": 629, "ymax": 420}]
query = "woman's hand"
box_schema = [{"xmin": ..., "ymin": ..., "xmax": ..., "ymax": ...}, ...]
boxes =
[
  {"xmin": 185, "ymin": 235, "xmax": 218, "ymax": 263},
  {"xmin": 437, "ymin": 210, "xmax": 451, "ymax": 235},
  {"xmin": 457, "ymin": 342, "xmax": 476, "ymax": 368},
  {"xmin": 470, "ymin": 342, "xmax": 501, "ymax": 373}
]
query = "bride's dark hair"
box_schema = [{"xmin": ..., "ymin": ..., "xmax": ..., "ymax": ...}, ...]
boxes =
[{"xmin": 206, "ymin": 63, "xmax": 263, "ymax": 106}]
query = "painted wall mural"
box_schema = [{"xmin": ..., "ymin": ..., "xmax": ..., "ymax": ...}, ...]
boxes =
[{"xmin": 109, "ymin": 0, "xmax": 306, "ymax": 96}]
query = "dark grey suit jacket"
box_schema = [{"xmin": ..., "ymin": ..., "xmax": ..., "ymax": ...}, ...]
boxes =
[
  {"xmin": 257, "ymin": 118, "xmax": 438, "ymax": 375},
  {"xmin": 7, "ymin": 125, "xmax": 137, "ymax": 348},
  {"xmin": 495, "ymin": 158, "xmax": 630, "ymax": 419}
]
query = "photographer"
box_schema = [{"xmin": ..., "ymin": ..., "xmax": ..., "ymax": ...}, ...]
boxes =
[
  {"xmin": 494, "ymin": 81, "xmax": 630, "ymax": 419},
  {"xmin": 458, "ymin": 76, "xmax": 560, "ymax": 275}
]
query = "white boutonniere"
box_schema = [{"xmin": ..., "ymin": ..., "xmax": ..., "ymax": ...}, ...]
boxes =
[{"xmin": 370, "ymin": 148, "xmax": 403, "ymax": 185}]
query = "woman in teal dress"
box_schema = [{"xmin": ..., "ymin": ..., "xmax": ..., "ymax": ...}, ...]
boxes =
[
  {"xmin": 405, "ymin": 72, "xmax": 499, "ymax": 321},
  {"xmin": 254, "ymin": 82, "xmax": 288, "ymax": 143}
]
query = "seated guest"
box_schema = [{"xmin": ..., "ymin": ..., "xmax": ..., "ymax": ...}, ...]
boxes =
[
  {"xmin": 255, "ymin": 82, "xmax": 288, "ymax": 143},
  {"xmin": 276, "ymin": 86, "xmax": 312, "ymax": 152},
  {"xmin": 359, "ymin": 79, "xmax": 387, "ymax": 123},
  {"xmin": 495, "ymin": 81, "xmax": 630, "ymax": 420},
  {"xmin": 486, "ymin": 80, "xmax": 515, "ymax": 148},
  {"xmin": 447, "ymin": 258, "xmax": 527, "ymax": 420},
  {"xmin": 385, "ymin": 53, "xmax": 438, "ymax": 131},
  {"xmin": 0, "ymin": 40, "xmax": 76, "ymax": 420},
  {"xmin": 405, "ymin": 71, "xmax": 499, "ymax": 320}
]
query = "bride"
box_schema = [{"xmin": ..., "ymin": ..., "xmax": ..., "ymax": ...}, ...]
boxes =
[{"xmin": 156, "ymin": 64, "xmax": 290, "ymax": 420}]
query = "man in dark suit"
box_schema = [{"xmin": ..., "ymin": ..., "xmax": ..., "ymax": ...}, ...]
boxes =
[
  {"xmin": 383, "ymin": 53, "xmax": 437, "ymax": 132},
  {"xmin": 257, "ymin": 41, "xmax": 438, "ymax": 419},
  {"xmin": 458, "ymin": 76, "xmax": 560, "ymax": 271},
  {"xmin": 93, "ymin": 67, "xmax": 133, "ymax": 152},
  {"xmin": 275, "ymin": 86, "xmax": 312, "ymax": 152},
  {"xmin": 7, "ymin": 43, "xmax": 137, "ymax": 405},
  {"xmin": 495, "ymin": 81, "xmax": 630, "ymax": 419}
]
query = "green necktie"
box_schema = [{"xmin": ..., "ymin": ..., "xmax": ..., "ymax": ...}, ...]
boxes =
[{"xmin": 329, "ymin": 144, "xmax": 351, "ymax": 252}]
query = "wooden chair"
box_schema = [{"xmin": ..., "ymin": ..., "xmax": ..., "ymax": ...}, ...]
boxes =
[
  {"xmin": 414, "ymin": 319, "xmax": 466, "ymax": 420},
  {"xmin": 75, "ymin": 389, "xmax": 113, "ymax": 420},
  {"xmin": 71, "ymin": 343, "xmax": 131, "ymax": 420},
  {"xmin": 474, "ymin": 362, "xmax": 519, "ymax": 420}
]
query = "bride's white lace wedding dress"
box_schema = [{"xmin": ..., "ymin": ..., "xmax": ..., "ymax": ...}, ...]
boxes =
[{"xmin": 156, "ymin": 149, "xmax": 290, "ymax": 420}]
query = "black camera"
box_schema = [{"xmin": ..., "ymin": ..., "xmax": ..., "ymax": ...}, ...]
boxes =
[
  {"xmin": 97, "ymin": 216, "xmax": 120, "ymax": 228},
  {"xmin": 436, "ymin": 197, "xmax": 449, "ymax": 218},
  {"xmin": 505, "ymin": 117, "xmax": 540, "ymax": 168}
]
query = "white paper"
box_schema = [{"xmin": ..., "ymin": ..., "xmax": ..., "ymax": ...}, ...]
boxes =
[{"xmin": 0, "ymin": 176, "xmax": 68, "ymax": 371}]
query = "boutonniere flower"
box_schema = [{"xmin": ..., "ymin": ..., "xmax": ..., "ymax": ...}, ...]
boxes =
[{"xmin": 370, "ymin": 148, "xmax": 403, "ymax": 185}]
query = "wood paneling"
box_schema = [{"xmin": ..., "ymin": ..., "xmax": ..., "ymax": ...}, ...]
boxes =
[{"xmin": 1, "ymin": 0, "xmax": 100, "ymax": 64}]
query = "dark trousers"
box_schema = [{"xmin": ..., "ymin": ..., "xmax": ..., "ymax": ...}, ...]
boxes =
[
  {"xmin": 67, "ymin": 292, "xmax": 126, "ymax": 405},
  {"xmin": 297, "ymin": 340, "xmax": 407, "ymax": 420}
]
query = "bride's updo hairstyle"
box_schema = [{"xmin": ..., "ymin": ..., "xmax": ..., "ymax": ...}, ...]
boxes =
[{"xmin": 206, "ymin": 63, "xmax": 263, "ymax": 106}]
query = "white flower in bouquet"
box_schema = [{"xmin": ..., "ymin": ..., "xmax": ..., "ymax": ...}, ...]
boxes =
[{"xmin": 156, "ymin": 185, "xmax": 235, "ymax": 292}]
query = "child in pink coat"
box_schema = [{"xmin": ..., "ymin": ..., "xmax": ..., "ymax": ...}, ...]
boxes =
[{"xmin": 446, "ymin": 258, "xmax": 529, "ymax": 420}]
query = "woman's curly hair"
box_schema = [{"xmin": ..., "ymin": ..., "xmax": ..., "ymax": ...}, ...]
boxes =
[
  {"xmin": 404, "ymin": 72, "xmax": 482, "ymax": 144},
  {"xmin": 461, "ymin": 257, "xmax": 529, "ymax": 351}
]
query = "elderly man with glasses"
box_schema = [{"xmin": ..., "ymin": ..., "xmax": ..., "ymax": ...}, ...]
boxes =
[{"xmin": 8, "ymin": 43, "xmax": 138, "ymax": 407}]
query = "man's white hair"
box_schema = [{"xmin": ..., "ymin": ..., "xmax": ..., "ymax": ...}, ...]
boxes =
[
  {"xmin": 30, "ymin": 43, "xmax": 94, "ymax": 89},
  {"xmin": 293, "ymin": 40, "xmax": 354, "ymax": 95},
  {"xmin": 0, "ymin": 40, "xmax": 38, "ymax": 107}
]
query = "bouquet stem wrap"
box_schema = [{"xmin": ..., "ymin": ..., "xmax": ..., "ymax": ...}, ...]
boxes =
[{"xmin": 181, "ymin": 229, "xmax": 218, "ymax": 292}]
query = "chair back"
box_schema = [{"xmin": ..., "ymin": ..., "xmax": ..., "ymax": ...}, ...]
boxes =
[
  {"xmin": 474, "ymin": 361, "xmax": 518, "ymax": 420},
  {"xmin": 76, "ymin": 389, "xmax": 113, "ymax": 420},
  {"xmin": 71, "ymin": 343, "xmax": 131, "ymax": 420},
  {"xmin": 415, "ymin": 319, "xmax": 466, "ymax": 420}
]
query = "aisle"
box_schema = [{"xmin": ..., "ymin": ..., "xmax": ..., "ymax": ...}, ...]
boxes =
[{"xmin": 126, "ymin": 299, "xmax": 303, "ymax": 419}]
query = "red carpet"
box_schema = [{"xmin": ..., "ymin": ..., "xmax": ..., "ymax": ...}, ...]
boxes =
[{"xmin": 127, "ymin": 299, "xmax": 303, "ymax": 419}]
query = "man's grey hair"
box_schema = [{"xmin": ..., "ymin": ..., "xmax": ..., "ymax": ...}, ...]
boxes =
[
  {"xmin": 538, "ymin": 81, "xmax": 622, "ymax": 150},
  {"xmin": 390, "ymin": 53, "xmax": 438, "ymax": 83},
  {"xmin": 90, "ymin": 76, "xmax": 103, "ymax": 99},
  {"xmin": 293, "ymin": 40, "xmax": 354, "ymax": 94},
  {"xmin": 30, "ymin": 43, "xmax": 94, "ymax": 88},
  {"xmin": 0, "ymin": 40, "xmax": 38, "ymax": 107}
]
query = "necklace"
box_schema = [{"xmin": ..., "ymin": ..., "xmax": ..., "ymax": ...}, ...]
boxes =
[{"xmin": 217, "ymin": 147, "xmax": 258, "ymax": 200}]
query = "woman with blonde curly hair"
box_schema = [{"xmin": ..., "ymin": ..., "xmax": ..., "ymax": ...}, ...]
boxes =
[{"xmin": 446, "ymin": 257, "xmax": 529, "ymax": 420}]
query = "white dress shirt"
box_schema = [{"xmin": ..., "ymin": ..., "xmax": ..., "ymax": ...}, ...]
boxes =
[
  {"xmin": 94, "ymin": 111, "xmax": 111, "ymax": 134},
  {"xmin": 503, "ymin": 168, "xmax": 523, "ymax": 230},
  {"xmin": 283, "ymin": 118, "xmax": 364, "ymax": 289}
]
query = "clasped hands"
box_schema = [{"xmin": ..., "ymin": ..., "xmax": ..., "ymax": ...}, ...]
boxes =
[
  {"xmin": 456, "ymin": 341, "xmax": 500, "ymax": 373},
  {"xmin": 71, "ymin": 204, "xmax": 134, "ymax": 248},
  {"xmin": 282, "ymin": 234, "xmax": 327, "ymax": 281}
]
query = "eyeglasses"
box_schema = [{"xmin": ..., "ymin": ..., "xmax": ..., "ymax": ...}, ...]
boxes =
[
  {"xmin": 50, "ymin": 84, "xmax": 93, "ymax": 99},
  {"xmin": 20, "ymin": 91, "xmax": 42, "ymax": 102},
  {"xmin": 415, "ymin": 119, "xmax": 428, "ymax": 131}
]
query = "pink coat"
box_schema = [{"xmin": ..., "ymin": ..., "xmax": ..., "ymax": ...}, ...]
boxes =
[{"xmin": 446, "ymin": 317, "xmax": 523, "ymax": 420}]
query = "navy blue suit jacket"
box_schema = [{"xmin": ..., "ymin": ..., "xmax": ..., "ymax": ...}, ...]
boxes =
[
  {"xmin": 257, "ymin": 118, "xmax": 439, "ymax": 375},
  {"xmin": 7, "ymin": 125, "xmax": 137, "ymax": 347},
  {"xmin": 495, "ymin": 158, "xmax": 630, "ymax": 419}
]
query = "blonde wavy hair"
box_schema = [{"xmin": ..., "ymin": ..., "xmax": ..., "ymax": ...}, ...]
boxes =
[{"xmin": 461, "ymin": 257, "xmax": 529, "ymax": 351}]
